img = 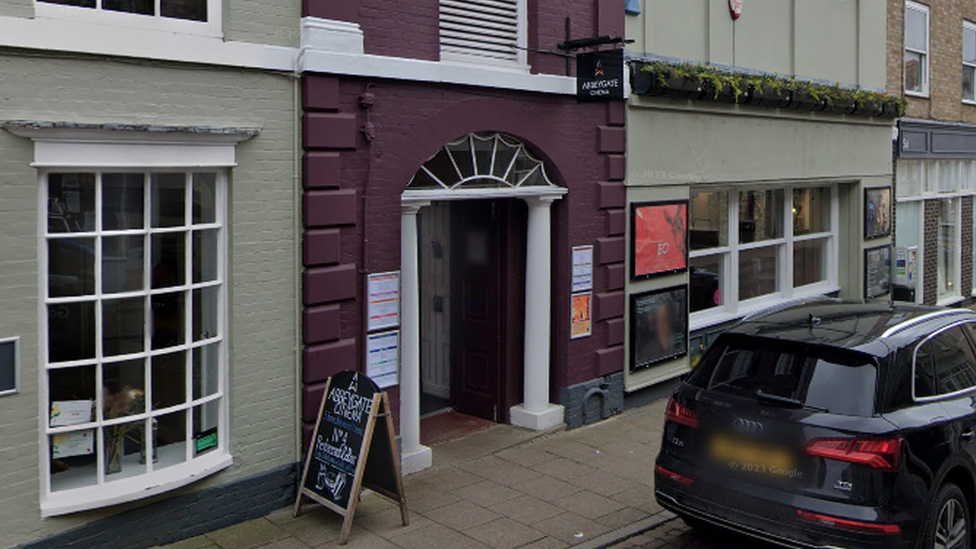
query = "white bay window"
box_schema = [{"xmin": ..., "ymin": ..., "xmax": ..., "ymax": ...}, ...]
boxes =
[
  {"xmin": 3, "ymin": 123, "xmax": 252, "ymax": 516},
  {"xmin": 689, "ymin": 185, "xmax": 838, "ymax": 327},
  {"xmin": 44, "ymin": 170, "xmax": 227, "ymax": 512}
]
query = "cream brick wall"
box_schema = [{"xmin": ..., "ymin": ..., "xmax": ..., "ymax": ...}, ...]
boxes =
[
  {"xmin": 0, "ymin": 55, "xmax": 298, "ymax": 548},
  {"xmin": 889, "ymin": 0, "xmax": 976, "ymax": 123}
]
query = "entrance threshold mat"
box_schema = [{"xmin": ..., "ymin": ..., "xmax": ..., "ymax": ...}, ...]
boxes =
[{"xmin": 420, "ymin": 411, "xmax": 494, "ymax": 446}]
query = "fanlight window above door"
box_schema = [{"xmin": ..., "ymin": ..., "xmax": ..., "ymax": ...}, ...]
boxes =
[{"xmin": 408, "ymin": 133, "xmax": 556, "ymax": 190}]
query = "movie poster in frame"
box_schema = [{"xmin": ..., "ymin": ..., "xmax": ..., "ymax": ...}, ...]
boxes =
[
  {"xmin": 631, "ymin": 201, "xmax": 688, "ymax": 280},
  {"xmin": 864, "ymin": 245, "xmax": 892, "ymax": 299},
  {"xmin": 630, "ymin": 285, "xmax": 688, "ymax": 372},
  {"xmin": 864, "ymin": 187, "xmax": 892, "ymax": 240}
]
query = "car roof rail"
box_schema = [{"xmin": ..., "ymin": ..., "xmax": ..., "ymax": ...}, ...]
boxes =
[
  {"xmin": 740, "ymin": 296, "xmax": 839, "ymax": 323},
  {"xmin": 879, "ymin": 309, "xmax": 975, "ymax": 339}
]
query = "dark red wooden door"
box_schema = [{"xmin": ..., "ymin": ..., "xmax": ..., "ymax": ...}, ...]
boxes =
[{"xmin": 450, "ymin": 200, "xmax": 502, "ymax": 421}]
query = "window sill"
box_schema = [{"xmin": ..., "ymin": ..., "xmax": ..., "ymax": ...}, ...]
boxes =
[
  {"xmin": 905, "ymin": 90, "xmax": 929, "ymax": 99},
  {"xmin": 964, "ymin": 100, "xmax": 976, "ymax": 106},
  {"xmin": 41, "ymin": 451, "xmax": 232, "ymax": 517},
  {"xmin": 937, "ymin": 295, "xmax": 965, "ymax": 307}
]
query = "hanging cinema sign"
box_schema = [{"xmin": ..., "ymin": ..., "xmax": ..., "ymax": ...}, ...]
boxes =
[{"xmin": 576, "ymin": 50, "xmax": 624, "ymax": 102}]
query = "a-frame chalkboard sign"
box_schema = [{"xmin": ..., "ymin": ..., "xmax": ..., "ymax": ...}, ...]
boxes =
[{"xmin": 294, "ymin": 371, "xmax": 408, "ymax": 544}]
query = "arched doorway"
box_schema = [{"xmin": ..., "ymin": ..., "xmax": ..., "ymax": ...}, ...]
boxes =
[{"xmin": 399, "ymin": 133, "xmax": 567, "ymax": 474}]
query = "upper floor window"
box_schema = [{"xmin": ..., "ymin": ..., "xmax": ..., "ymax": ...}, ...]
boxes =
[
  {"xmin": 439, "ymin": 0, "xmax": 527, "ymax": 68},
  {"xmin": 36, "ymin": 0, "xmax": 220, "ymax": 36},
  {"xmin": 905, "ymin": 1, "xmax": 929, "ymax": 95},
  {"xmin": 965, "ymin": 21, "xmax": 976, "ymax": 103}
]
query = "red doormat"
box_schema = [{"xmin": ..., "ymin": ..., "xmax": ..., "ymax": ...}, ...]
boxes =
[{"xmin": 420, "ymin": 411, "xmax": 494, "ymax": 447}]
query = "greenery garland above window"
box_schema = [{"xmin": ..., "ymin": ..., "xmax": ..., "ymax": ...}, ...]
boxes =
[{"xmin": 632, "ymin": 61, "xmax": 905, "ymax": 118}]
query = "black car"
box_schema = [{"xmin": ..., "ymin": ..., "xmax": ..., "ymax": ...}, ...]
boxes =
[{"xmin": 655, "ymin": 300, "xmax": 976, "ymax": 549}]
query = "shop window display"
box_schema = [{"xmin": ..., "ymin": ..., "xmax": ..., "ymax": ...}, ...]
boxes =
[
  {"xmin": 688, "ymin": 185, "xmax": 836, "ymax": 320},
  {"xmin": 45, "ymin": 171, "xmax": 225, "ymax": 499}
]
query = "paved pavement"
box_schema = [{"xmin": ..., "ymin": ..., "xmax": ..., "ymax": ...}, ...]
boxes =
[{"xmin": 153, "ymin": 398, "xmax": 692, "ymax": 549}]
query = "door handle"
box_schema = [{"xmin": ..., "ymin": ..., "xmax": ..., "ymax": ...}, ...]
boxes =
[{"xmin": 962, "ymin": 430, "xmax": 975, "ymax": 442}]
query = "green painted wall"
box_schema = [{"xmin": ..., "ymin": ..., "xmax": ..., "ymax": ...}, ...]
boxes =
[
  {"xmin": 626, "ymin": 0, "xmax": 887, "ymax": 89},
  {"xmin": 0, "ymin": 55, "xmax": 298, "ymax": 548},
  {"xmin": 626, "ymin": 101, "xmax": 894, "ymax": 185}
]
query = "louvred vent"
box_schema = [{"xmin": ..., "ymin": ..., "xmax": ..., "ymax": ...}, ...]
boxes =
[{"xmin": 440, "ymin": 0, "xmax": 523, "ymax": 65}]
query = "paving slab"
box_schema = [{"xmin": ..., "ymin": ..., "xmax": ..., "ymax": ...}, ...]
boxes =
[
  {"xmin": 385, "ymin": 523, "xmax": 479, "ymax": 549},
  {"xmin": 451, "ymin": 480, "xmax": 523, "ymax": 507},
  {"xmin": 465, "ymin": 517, "xmax": 546, "ymax": 549},
  {"xmin": 150, "ymin": 395, "xmax": 674, "ymax": 549},
  {"xmin": 423, "ymin": 499, "xmax": 502, "ymax": 531},
  {"xmin": 488, "ymin": 494, "xmax": 565, "ymax": 525},
  {"xmin": 205, "ymin": 518, "xmax": 289, "ymax": 549}
]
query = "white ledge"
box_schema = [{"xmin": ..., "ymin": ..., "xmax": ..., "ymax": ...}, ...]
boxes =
[
  {"xmin": 300, "ymin": 50, "xmax": 576, "ymax": 96},
  {"xmin": 4, "ymin": 121, "xmax": 258, "ymax": 168},
  {"xmin": 0, "ymin": 15, "xmax": 296, "ymax": 71},
  {"xmin": 41, "ymin": 452, "xmax": 232, "ymax": 517}
]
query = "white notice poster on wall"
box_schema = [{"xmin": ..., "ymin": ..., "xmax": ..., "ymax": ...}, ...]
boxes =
[
  {"xmin": 366, "ymin": 330, "xmax": 400, "ymax": 389},
  {"xmin": 367, "ymin": 271, "xmax": 400, "ymax": 332},
  {"xmin": 572, "ymin": 245, "xmax": 594, "ymax": 293}
]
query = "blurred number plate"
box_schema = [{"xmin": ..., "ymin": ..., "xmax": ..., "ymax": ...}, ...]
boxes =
[{"xmin": 709, "ymin": 434, "xmax": 800, "ymax": 478}]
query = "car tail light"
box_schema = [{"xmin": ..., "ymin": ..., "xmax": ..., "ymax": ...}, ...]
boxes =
[
  {"xmin": 665, "ymin": 397, "xmax": 699, "ymax": 428},
  {"xmin": 806, "ymin": 437, "xmax": 902, "ymax": 471},
  {"xmin": 655, "ymin": 464, "xmax": 694, "ymax": 486},
  {"xmin": 797, "ymin": 510, "xmax": 900, "ymax": 535}
]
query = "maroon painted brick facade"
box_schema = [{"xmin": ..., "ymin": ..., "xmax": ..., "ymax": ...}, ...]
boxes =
[
  {"xmin": 301, "ymin": 77, "xmax": 626, "ymax": 435},
  {"xmin": 300, "ymin": 1, "xmax": 626, "ymax": 439},
  {"xmin": 304, "ymin": 0, "xmax": 618, "ymax": 77}
]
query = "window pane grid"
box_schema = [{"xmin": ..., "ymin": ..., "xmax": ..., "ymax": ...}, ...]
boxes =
[
  {"xmin": 689, "ymin": 185, "xmax": 837, "ymax": 323},
  {"xmin": 44, "ymin": 170, "xmax": 224, "ymax": 493}
]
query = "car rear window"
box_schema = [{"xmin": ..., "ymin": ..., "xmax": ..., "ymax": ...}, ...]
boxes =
[{"xmin": 692, "ymin": 336, "xmax": 877, "ymax": 416}]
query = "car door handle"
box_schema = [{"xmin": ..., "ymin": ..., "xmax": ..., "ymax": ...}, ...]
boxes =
[{"xmin": 962, "ymin": 430, "xmax": 975, "ymax": 442}]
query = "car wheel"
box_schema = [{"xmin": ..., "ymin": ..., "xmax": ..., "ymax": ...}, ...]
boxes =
[{"xmin": 921, "ymin": 483, "xmax": 970, "ymax": 549}]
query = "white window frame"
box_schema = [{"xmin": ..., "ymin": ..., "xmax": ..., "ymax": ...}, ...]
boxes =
[
  {"xmin": 937, "ymin": 197, "xmax": 963, "ymax": 305},
  {"xmin": 439, "ymin": 0, "xmax": 529, "ymax": 71},
  {"xmin": 4, "ymin": 125, "xmax": 254, "ymax": 517},
  {"xmin": 34, "ymin": 0, "xmax": 222, "ymax": 38},
  {"xmin": 689, "ymin": 184, "xmax": 840, "ymax": 331},
  {"xmin": 905, "ymin": 1, "xmax": 930, "ymax": 97},
  {"xmin": 965, "ymin": 21, "xmax": 976, "ymax": 104}
]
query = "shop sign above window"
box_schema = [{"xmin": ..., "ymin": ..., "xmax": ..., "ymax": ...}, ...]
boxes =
[{"xmin": 577, "ymin": 50, "xmax": 625, "ymax": 103}]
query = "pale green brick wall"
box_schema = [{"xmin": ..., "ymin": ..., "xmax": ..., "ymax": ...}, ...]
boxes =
[
  {"xmin": 0, "ymin": 55, "xmax": 299, "ymax": 549},
  {"xmin": 0, "ymin": 0, "xmax": 32, "ymax": 19},
  {"xmin": 225, "ymin": 0, "xmax": 301, "ymax": 47},
  {"xmin": 0, "ymin": 0, "xmax": 300, "ymax": 48},
  {"xmin": 626, "ymin": 0, "xmax": 887, "ymax": 89}
]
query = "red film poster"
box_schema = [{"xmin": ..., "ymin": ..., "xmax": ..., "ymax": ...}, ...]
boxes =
[{"xmin": 632, "ymin": 202, "xmax": 688, "ymax": 279}]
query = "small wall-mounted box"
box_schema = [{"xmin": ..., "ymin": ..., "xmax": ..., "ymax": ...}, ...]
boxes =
[{"xmin": 0, "ymin": 338, "xmax": 19, "ymax": 396}]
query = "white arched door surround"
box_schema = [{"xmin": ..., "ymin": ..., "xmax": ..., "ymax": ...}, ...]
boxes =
[{"xmin": 399, "ymin": 134, "xmax": 566, "ymax": 475}]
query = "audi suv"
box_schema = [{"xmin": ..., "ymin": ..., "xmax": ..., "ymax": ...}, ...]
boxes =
[{"xmin": 655, "ymin": 300, "xmax": 976, "ymax": 549}]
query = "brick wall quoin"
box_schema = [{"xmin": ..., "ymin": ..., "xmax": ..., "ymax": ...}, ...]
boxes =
[
  {"xmin": 963, "ymin": 196, "xmax": 974, "ymax": 296},
  {"xmin": 924, "ymin": 199, "xmax": 939, "ymax": 305}
]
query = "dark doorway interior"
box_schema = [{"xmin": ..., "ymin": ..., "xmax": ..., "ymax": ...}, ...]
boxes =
[{"xmin": 419, "ymin": 199, "xmax": 526, "ymax": 425}]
